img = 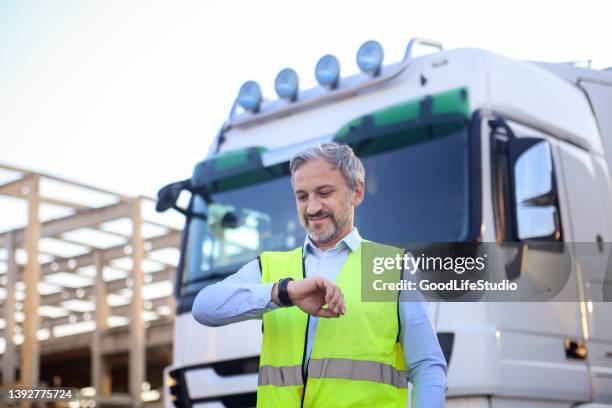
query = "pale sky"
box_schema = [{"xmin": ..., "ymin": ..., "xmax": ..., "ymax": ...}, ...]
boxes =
[{"xmin": 1, "ymin": 0, "xmax": 611, "ymax": 200}]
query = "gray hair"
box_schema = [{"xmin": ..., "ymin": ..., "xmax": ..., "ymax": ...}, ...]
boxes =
[{"xmin": 289, "ymin": 142, "xmax": 365, "ymax": 191}]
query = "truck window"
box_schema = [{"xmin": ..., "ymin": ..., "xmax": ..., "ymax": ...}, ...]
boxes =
[
  {"xmin": 181, "ymin": 172, "xmax": 302, "ymax": 295},
  {"xmin": 180, "ymin": 118, "xmax": 476, "ymax": 296},
  {"xmin": 356, "ymin": 126, "xmax": 471, "ymax": 244}
]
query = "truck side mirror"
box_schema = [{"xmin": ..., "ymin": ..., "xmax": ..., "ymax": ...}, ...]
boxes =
[
  {"xmin": 490, "ymin": 120, "xmax": 565, "ymax": 281},
  {"xmin": 508, "ymin": 138, "xmax": 561, "ymax": 242},
  {"xmin": 156, "ymin": 179, "xmax": 210, "ymax": 221},
  {"xmin": 156, "ymin": 179, "xmax": 198, "ymax": 217}
]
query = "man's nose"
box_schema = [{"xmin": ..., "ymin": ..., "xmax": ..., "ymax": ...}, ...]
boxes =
[{"xmin": 306, "ymin": 197, "xmax": 323, "ymax": 215}]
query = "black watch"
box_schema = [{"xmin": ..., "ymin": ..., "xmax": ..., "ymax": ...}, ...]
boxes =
[{"xmin": 278, "ymin": 277, "xmax": 294, "ymax": 307}]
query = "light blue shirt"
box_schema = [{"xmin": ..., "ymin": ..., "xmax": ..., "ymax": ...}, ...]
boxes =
[{"xmin": 193, "ymin": 228, "xmax": 448, "ymax": 407}]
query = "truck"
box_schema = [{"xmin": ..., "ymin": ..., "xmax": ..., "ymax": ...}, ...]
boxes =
[{"xmin": 156, "ymin": 38, "xmax": 612, "ymax": 407}]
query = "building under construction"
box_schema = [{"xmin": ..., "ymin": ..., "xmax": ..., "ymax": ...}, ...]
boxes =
[{"xmin": 0, "ymin": 163, "xmax": 183, "ymax": 407}]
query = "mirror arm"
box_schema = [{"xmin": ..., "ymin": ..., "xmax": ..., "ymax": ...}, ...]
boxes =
[
  {"xmin": 169, "ymin": 203, "xmax": 207, "ymax": 221},
  {"xmin": 489, "ymin": 118, "xmax": 519, "ymax": 241},
  {"xmin": 521, "ymin": 191, "xmax": 558, "ymax": 207},
  {"xmin": 191, "ymin": 185, "xmax": 214, "ymax": 205},
  {"xmin": 488, "ymin": 118, "xmax": 516, "ymax": 141}
]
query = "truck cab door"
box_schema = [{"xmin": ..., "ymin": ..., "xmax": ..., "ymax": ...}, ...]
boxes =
[
  {"xmin": 555, "ymin": 138, "xmax": 612, "ymax": 403},
  {"xmin": 487, "ymin": 117, "xmax": 591, "ymax": 402}
]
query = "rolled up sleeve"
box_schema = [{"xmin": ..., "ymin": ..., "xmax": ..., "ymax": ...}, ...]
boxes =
[{"xmin": 192, "ymin": 259, "xmax": 278, "ymax": 327}]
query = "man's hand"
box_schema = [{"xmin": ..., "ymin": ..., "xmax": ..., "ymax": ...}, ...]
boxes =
[{"xmin": 272, "ymin": 277, "xmax": 346, "ymax": 318}]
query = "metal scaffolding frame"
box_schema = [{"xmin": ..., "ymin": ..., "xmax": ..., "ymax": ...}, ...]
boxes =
[{"xmin": 0, "ymin": 163, "xmax": 181, "ymax": 407}]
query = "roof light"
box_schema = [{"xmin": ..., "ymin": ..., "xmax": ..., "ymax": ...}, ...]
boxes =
[
  {"xmin": 237, "ymin": 81, "xmax": 262, "ymax": 112},
  {"xmin": 274, "ymin": 68, "xmax": 299, "ymax": 101},
  {"xmin": 356, "ymin": 40, "xmax": 384, "ymax": 76},
  {"xmin": 315, "ymin": 54, "xmax": 340, "ymax": 89}
]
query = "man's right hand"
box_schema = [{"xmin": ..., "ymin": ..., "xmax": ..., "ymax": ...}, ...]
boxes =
[{"xmin": 272, "ymin": 277, "xmax": 346, "ymax": 318}]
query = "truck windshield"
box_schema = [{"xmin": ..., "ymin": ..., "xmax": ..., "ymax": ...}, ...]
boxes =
[{"xmin": 180, "ymin": 124, "xmax": 473, "ymax": 296}]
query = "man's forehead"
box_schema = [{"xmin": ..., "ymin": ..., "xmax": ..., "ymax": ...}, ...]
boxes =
[
  {"xmin": 292, "ymin": 159, "xmax": 346, "ymax": 190},
  {"xmin": 293, "ymin": 182, "xmax": 338, "ymax": 192}
]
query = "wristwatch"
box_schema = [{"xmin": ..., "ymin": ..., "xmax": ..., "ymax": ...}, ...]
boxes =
[{"xmin": 278, "ymin": 277, "xmax": 294, "ymax": 307}]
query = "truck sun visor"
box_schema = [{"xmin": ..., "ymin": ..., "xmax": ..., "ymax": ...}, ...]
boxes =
[{"xmin": 334, "ymin": 88, "xmax": 470, "ymax": 156}]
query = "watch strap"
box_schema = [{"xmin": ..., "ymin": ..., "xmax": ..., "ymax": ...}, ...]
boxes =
[{"xmin": 278, "ymin": 277, "xmax": 294, "ymax": 307}]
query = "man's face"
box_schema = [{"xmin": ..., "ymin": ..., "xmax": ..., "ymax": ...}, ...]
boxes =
[{"xmin": 292, "ymin": 158, "xmax": 364, "ymax": 247}]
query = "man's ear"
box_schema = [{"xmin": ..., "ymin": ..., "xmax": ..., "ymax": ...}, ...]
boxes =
[{"xmin": 353, "ymin": 181, "xmax": 365, "ymax": 207}]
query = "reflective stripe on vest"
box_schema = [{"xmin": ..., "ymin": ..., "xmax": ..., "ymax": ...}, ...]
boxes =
[
  {"xmin": 258, "ymin": 365, "xmax": 303, "ymax": 386},
  {"xmin": 308, "ymin": 358, "xmax": 408, "ymax": 389},
  {"xmin": 258, "ymin": 358, "xmax": 408, "ymax": 388}
]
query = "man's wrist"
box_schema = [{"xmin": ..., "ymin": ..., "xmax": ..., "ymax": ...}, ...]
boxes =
[
  {"xmin": 286, "ymin": 280, "xmax": 295, "ymax": 302},
  {"xmin": 271, "ymin": 282, "xmax": 281, "ymax": 306}
]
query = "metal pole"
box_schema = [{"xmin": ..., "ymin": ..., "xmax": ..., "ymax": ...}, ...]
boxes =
[
  {"xmin": 3, "ymin": 230, "xmax": 17, "ymax": 384},
  {"xmin": 92, "ymin": 251, "xmax": 111, "ymax": 402},
  {"xmin": 129, "ymin": 198, "xmax": 145, "ymax": 407},
  {"xmin": 22, "ymin": 175, "xmax": 41, "ymax": 384},
  {"xmin": 21, "ymin": 176, "xmax": 41, "ymax": 408}
]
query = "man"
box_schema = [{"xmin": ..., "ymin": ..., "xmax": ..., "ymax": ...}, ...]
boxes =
[{"xmin": 193, "ymin": 142, "xmax": 447, "ymax": 407}]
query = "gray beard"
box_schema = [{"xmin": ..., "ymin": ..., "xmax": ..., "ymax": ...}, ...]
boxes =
[
  {"xmin": 305, "ymin": 211, "xmax": 350, "ymax": 245},
  {"xmin": 308, "ymin": 222, "xmax": 338, "ymax": 244}
]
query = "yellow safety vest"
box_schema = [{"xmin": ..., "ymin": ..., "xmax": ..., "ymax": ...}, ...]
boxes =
[{"xmin": 257, "ymin": 242, "xmax": 407, "ymax": 408}]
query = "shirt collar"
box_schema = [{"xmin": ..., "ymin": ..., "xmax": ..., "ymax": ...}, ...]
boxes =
[{"xmin": 302, "ymin": 227, "xmax": 362, "ymax": 257}]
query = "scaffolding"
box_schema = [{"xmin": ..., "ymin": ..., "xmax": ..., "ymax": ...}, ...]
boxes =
[{"xmin": 0, "ymin": 163, "xmax": 182, "ymax": 407}]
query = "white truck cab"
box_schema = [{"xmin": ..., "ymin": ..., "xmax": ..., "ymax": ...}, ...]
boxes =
[{"xmin": 158, "ymin": 39, "xmax": 612, "ymax": 408}]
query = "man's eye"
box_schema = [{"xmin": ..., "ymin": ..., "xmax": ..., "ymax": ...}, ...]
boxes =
[
  {"xmin": 319, "ymin": 191, "xmax": 331, "ymax": 197},
  {"xmin": 297, "ymin": 195, "xmax": 307, "ymax": 201}
]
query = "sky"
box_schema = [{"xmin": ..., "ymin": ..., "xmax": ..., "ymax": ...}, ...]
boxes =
[{"xmin": 1, "ymin": 0, "xmax": 611, "ymax": 202}]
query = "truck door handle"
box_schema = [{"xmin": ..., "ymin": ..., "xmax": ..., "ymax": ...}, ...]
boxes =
[{"xmin": 564, "ymin": 338, "xmax": 587, "ymax": 360}]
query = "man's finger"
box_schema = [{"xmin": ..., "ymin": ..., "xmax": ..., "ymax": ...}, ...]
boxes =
[
  {"xmin": 329, "ymin": 290, "xmax": 342, "ymax": 313},
  {"xmin": 324, "ymin": 282, "xmax": 336, "ymax": 305},
  {"xmin": 337, "ymin": 293, "xmax": 346, "ymax": 315},
  {"xmin": 314, "ymin": 307, "xmax": 340, "ymax": 318}
]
